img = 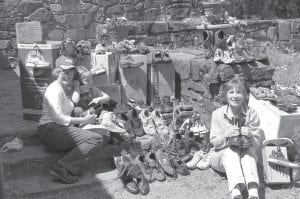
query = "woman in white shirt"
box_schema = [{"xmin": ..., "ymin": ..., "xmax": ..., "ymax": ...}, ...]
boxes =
[{"xmin": 38, "ymin": 58, "xmax": 110, "ymax": 184}]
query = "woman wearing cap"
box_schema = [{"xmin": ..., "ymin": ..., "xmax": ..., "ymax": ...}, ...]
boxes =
[{"xmin": 38, "ymin": 59, "xmax": 110, "ymax": 184}]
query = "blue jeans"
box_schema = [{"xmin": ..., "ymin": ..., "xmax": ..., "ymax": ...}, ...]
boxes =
[{"xmin": 38, "ymin": 122, "xmax": 111, "ymax": 175}]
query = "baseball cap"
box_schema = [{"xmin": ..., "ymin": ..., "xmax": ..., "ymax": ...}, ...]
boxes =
[{"xmin": 55, "ymin": 55, "xmax": 75, "ymax": 70}]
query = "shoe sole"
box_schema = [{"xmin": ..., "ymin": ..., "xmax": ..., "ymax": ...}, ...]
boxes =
[
  {"xmin": 49, "ymin": 170, "xmax": 77, "ymax": 184},
  {"xmin": 268, "ymin": 158, "xmax": 300, "ymax": 168}
]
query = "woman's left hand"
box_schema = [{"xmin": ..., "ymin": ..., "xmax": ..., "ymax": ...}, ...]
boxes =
[{"xmin": 240, "ymin": 126, "xmax": 252, "ymax": 137}]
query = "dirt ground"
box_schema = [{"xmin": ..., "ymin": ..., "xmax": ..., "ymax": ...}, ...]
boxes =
[{"xmin": 1, "ymin": 59, "xmax": 300, "ymax": 199}]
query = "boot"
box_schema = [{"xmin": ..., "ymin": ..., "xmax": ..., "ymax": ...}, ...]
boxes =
[
  {"xmin": 203, "ymin": 30, "xmax": 214, "ymax": 59},
  {"xmin": 127, "ymin": 164, "xmax": 150, "ymax": 195},
  {"xmin": 214, "ymin": 30, "xmax": 226, "ymax": 50}
]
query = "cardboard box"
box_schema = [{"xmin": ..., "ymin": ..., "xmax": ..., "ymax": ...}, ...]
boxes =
[
  {"xmin": 249, "ymin": 94, "xmax": 300, "ymax": 139},
  {"xmin": 16, "ymin": 21, "xmax": 43, "ymax": 44},
  {"xmin": 119, "ymin": 55, "xmax": 148, "ymax": 105},
  {"xmin": 18, "ymin": 43, "xmax": 60, "ymax": 121},
  {"xmin": 262, "ymin": 146, "xmax": 290, "ymax": 184},
  {"xmin": 91, "ymin": 52, "xmax": 118, "ymax": 87}
]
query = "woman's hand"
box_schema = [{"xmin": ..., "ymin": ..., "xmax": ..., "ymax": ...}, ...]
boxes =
[
  {"xmin": 89, "ymin": 98, "xmax": 100, "ymax": 106},
  {"xmin": 225, "ymin": 126, "xmax": 240, "ymax": 138},
  {"xmin": 83, "ymin": 112, "xmax": 97, "ymax": 124},
  {"xmin": 240, "ymin": 126, "xmax": 252, "ymax": 137}
]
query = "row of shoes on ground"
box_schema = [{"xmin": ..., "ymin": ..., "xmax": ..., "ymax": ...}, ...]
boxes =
[
  {"xmin": 139, "ymin": 108, "xmax": 170, "ymax": 135},
  {"xmin": 152, "ymin": 95, "xmax": 174, "ymax": 114},
  {"xmin": 114, "ymin": 154, "xmax": 150, "ymax": 195}
]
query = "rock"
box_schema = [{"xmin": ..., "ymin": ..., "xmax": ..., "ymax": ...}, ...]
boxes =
[
  {"xmin": 65, "ymin": 29, "xmax": 86, "ymax": 41},
  {"xmin": 0, "ymin": 40, "xmax": 12, "ymax": 50},
  {"xmin": 0, "ymin": 31, "xmax": 10, "ymax": 40},
  {"xmin": 135, "ymin": 2, "xmax": 144, "ymax": 10},
  {"xmin": 168, "ymin": 21, "xmax": 193, "ymax": 31},
  {"xmin": 144, "ymin": 0, "xmax": 155, "ymax": 9},
  {"xmin": 291, "ymin": 20, "xmax": 300, "ymax": 34},
  {"xmin": 62, "ymin": 3, "xmax": 82, "ymax": 14},
  {"xmin": 66, "ymin": 14, "xmax": 84, "ymax": 29},
  {"xmin": 151, "ymin": 21, "xmax": 169, "ymax": 33},
  {"xmin": 81, "ymin": 3, "xmax": 99, "ymax": 13},
  {"xmin": 249, "ymin": 30, "xmax": 267, "ymax": 39},
  {"xmin": 49, "ymin": 4, "xmax": 63, "ymax": 14},
  {"xmin": 48, "ymin": 29, "xmax": 65, "ymax": 41},
  {"xmin": 144, "ymin": 8, "xmax": 159, "ymax": 21},
  {"xmin": 53, "ymin": 14, "xmax": 67, "ymax": 25},
  {"xmin": 105, "ymin": 4, "xmax": 123, "ymax": 15},
  {"xmin": 28, "ymin": 8, "xmax": 53, "ymax": 22},
  {"xmin": 130, "ymin": 21, "xmax": 153, "ymax": 35},
  {"xmin": 167, "ymin": 8, "xmax": 190, "ymax": 20},
  {"xmin": 278, "ymin": 20, "xmax": 291, "ymax": 41}
]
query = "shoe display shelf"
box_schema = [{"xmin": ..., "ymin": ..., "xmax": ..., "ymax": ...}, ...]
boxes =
[{"xmin": 18, "ymin": 43, "xmax": 60, "ymax": 121}]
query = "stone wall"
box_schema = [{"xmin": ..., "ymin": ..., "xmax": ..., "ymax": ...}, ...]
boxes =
[{"xmin": 0, "ymin": 0, "xmax": 299, "ymax": 51}]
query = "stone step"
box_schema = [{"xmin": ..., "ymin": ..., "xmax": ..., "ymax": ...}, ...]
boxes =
[
  {"xmin": 4, "ymin": 169, "xmax": 123, "ymax": 199},
  {"xmin": 1, "ymin": 143, "xmax": 121, "ymax": 181}
]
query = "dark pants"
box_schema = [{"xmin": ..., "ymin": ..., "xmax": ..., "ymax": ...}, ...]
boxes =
[{"xmin": 38, "ymin": 122, "xmax": 110, "ymax": 175}]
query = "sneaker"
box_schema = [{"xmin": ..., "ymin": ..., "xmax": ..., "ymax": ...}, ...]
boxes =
[
  {"xmin": 186, "ymin": 150, "xmax": 204, "ymax": 169},
  {"xmin": 268, "ymin": 148, "xmax": 300, "ymax": 168},
  {"xmin": 196, "ymin": 149, "xmax": 213, "ymax": 170},
  {"xmin": 126, "ymin": 109, "xmax": 144, "ymax": 137},
  {"xmin": 49, "ymin": 164, "xmax": 79, "ymax": 184},
  {"xmin": 213, "ymin": 48, "xmax": 223, "ymax": 63},
  {"xmin": 146, "ymin": 152, "xmax": 166, "ymax": 182},
  {"xmin": 139, "ymin": 108, "xmax": 157, "ymax": 135},
  {"xmin": 151, "ymin": 109, "xmax": 169, "ymax": 135},
  {"xmin": 155, "ymin": 148, "xmax": 175, "ymax": 177},
  {"xmin": 221, "ymin": 50, "xmax": 235, "ymax": 64},
  {"xmin": 98, "ymin": 111, "xmax": 127, "ymax": 133},
  {"xmin": 25, "ymin": 48, "xmax": 50, "ymax": 68}
]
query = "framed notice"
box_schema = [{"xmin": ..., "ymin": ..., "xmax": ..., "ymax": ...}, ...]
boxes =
[{"xmin": 15, "ymin": 21, "xmax": 43, "ymax": 44}]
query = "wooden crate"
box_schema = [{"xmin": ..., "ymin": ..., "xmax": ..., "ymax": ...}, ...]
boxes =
[{"xmin": 262, "ymin": 146, "xmax": 290, "ymax": 184}]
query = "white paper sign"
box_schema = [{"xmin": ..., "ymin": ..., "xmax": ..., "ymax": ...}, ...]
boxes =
[{"xmin": 15, "ymin": 21, "xmax": 43, "ymax": 44}]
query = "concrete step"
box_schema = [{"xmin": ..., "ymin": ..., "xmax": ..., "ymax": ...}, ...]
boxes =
[
  {"xmin": 4, "ymin": 169, "xmax": 123, "ymax": 199},
  {"xmin": 1, "ymin": 143, "xmax": 122, "ymax": 181}
]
